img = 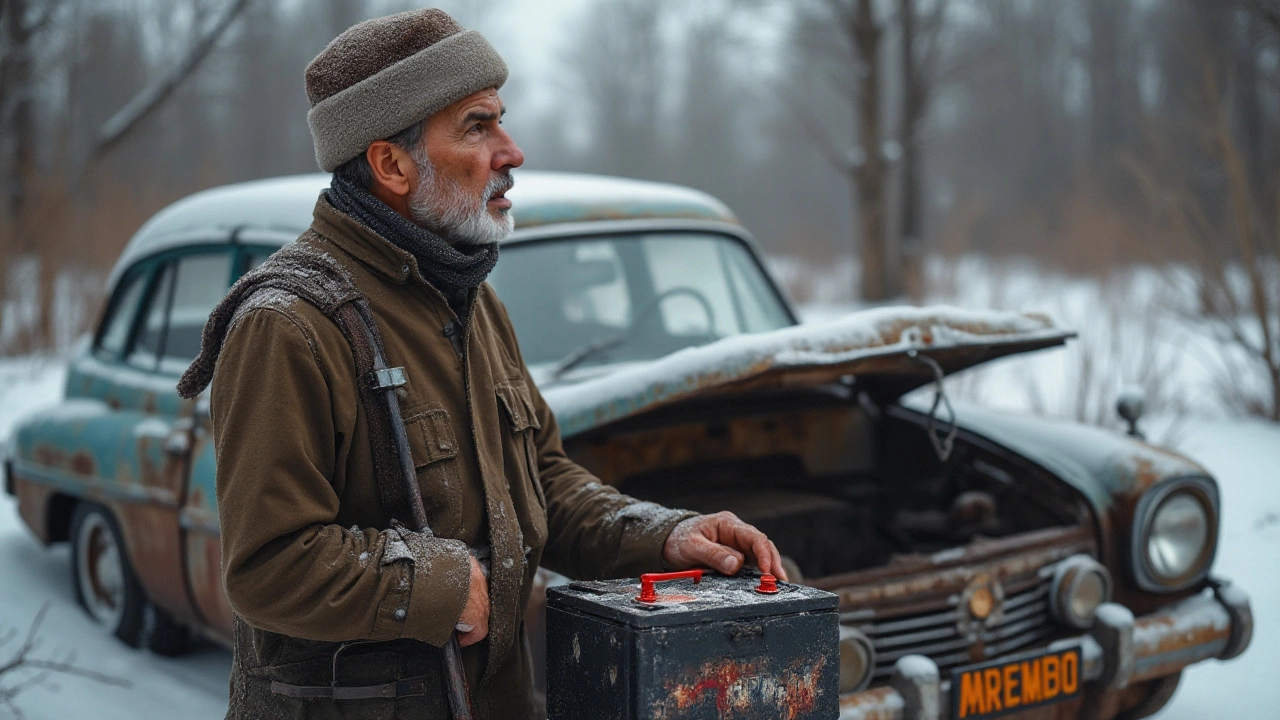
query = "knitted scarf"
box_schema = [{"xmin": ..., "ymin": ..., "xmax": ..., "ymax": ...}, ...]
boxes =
[{"xmin": 325, "ymin": 173, "xmax": 499, "ymax": 313}]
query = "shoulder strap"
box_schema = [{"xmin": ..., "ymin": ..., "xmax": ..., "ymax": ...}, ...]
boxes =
[{"xmin": 179, "ymin": 234, "xmax": 413, "ymax": 525}]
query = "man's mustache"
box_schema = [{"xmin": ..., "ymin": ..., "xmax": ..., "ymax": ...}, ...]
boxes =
[{"xmin": 483, "ymin": 172, "xmax": 514, "ymax": 201}]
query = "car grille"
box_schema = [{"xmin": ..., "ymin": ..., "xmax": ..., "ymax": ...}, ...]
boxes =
[{"xmin": 846, "ymin": 577, "xmax": 1055, "ymax": 682}]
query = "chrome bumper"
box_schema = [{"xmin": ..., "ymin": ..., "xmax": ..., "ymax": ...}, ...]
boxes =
[{"xmin": 838, "ymin": 579, "xmax": 1252, "ymax": 720}]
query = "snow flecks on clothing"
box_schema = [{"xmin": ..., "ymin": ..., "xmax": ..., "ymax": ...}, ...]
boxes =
[
  {"xmin": 230, "ymin": 287, "xmax": 300, "ymax": 321},
  {"xmin": 543, "ymin": 305, "xmax": 1068, "ymax": 436},
  {"xmin": 607, "ymin": 500, "xmax": 689, "ymax": 537}
]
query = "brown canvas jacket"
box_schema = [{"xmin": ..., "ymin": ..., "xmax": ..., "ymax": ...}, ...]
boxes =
[{"xmin": 209, "ymin": 198, "xmax": 693, "ymax": 719}]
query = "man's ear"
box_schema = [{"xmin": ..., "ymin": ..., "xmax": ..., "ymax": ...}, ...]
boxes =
[{"xmin": 366, "ymin": 140, "xmax": 416, "ymax": 198}]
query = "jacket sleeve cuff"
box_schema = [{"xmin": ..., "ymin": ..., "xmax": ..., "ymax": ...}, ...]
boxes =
[
  {"xmin": 375, "ymin": 527, "xmax": 472, "ymax": 646},
  {"xmin": 619, "ymin": 505, "xmax": 700, "ymax": 577}
]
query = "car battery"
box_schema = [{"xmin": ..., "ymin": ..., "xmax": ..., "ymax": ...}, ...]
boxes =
[{"xmin": 546, "ymin": 570, "xmax": 839, "ymax": 720}]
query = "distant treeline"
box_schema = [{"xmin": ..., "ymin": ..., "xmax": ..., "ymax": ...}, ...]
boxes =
[{"xmin": 2, "ymin": 0, "xmax": 1278, "ymax": 346}]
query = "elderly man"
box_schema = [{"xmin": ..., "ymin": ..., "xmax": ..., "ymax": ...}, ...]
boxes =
[{"xmin": 179, "ymin": 8, "xmax": 786, "ymax": 720}]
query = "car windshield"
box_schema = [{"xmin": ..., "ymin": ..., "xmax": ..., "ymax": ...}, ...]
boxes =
[{"xmin": 487, "ymin": 232, "xmax": 793, "ymax": 377}]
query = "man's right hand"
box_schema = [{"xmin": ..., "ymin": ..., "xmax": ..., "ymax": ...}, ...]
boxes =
[{"xmin": 455, "ymin": 555, "xmax": 489, "ymax": 647}]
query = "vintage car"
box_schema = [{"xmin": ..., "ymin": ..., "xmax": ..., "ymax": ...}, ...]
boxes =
[{"xmin": 3, "ymin": 172, "xmax": 1252, "ymax": 719}]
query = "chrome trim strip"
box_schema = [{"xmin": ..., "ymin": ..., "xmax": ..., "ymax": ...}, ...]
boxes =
[{"xmin": 10, "ymin": 457, "xmax": 179, "ymax": 507}]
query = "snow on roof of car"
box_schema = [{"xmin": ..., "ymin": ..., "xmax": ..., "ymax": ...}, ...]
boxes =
[
  {"xmin": 107, "ymin": 171, "xmax": 736, "ymax": 287},
  {"xmin": 542, "ymin": 306, "xmax": 1074, "ymax": 438}
]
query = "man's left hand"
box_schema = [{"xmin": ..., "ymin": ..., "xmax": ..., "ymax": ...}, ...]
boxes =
[{"xmin": 662, "ymin": 512, "xmax": 787, "ymax": 581}]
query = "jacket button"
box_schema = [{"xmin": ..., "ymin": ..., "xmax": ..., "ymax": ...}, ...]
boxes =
[
  {"xmin": 394, "ymin": 608, "xmax": 407, "ymax": 621},
  {"xmin": 401, "ymin": 264, "xmax": 410, "ymax": 276}
]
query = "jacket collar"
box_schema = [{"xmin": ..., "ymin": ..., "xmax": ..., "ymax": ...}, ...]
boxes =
[{"xmin": 310, "ymin": 195, "xmax": 421, "ymax": 286}]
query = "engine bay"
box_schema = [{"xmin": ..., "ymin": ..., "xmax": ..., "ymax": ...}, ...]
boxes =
[{"xmin": 565, "ymin": 387, "xmax": 1091, "ymax": 582}]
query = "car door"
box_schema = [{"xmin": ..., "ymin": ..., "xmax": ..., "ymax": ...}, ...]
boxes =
[
  {"xmin": 180, "ymin": 241, "xmax": 280, "ymax": 640},
  {"xmin": 25, "ymin": 245, "xmax": 232, "ymax": 632}
]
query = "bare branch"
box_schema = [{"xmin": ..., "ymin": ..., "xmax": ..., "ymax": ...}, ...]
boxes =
[
  {"xmin": 86, "ymin": 0, "xmax": 254, "ymax": 164},
  {"xmin": 23, "ymin": 2, "xmax": 60, "ymax": 37},
  {"xmin": 783, "ymin": 95, "xmax": 855, "ymax": 178},
  {"xmin": 1236, "ymin": 0, "xmax": 1280, "ymax": 37},
  {"xmin": 0, "ymin": 601, "xmax": 131, "ymax": 713},
  {"xmin": 14, "ymin": 658, "xmax": 131, "ymax": 689}
]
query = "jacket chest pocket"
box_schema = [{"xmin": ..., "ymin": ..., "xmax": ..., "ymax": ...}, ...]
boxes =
[
  {"xmin": 495, "ymin": 380, "xmax": 549, "ymax": 550},
  {"xmin": 402, "ymin": 404, "xmax": 463, "ymax": 537}
]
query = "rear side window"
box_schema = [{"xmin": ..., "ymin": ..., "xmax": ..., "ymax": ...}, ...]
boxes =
[
  {"xmin": 126, "ymin": 252, "xmax": 232, "ymax": 372},
  {"xmin": 129, "ymin": 264, "xmax": 174, "ymax": 367},
  {"xmin": 97, "ymin": 269, "xmax": 149, "ymax": 357},
  {"xmin": 165, "ymin": 253, "xmax": 233, "ymax": 362}
]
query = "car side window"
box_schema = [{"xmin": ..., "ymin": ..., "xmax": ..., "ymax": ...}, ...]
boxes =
[
  {"xmin": 126, "ymin": 251, "xmax": 232, "ymax": 373},
  {"xmin": 96, "ymin": 269, "xmax": 150, "ymax": 358},
  {"xmin": 164, "ymin": 253, "xmax": 233, "ymax": 365},
  {"xmin": 128, "ymin": 264, "xmax": 175, "ymax": 370}
]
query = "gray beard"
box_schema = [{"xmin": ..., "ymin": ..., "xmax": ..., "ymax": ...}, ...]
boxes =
[{"xmin": 408, "ymin": 151, "xmax": 514, "ymax": 247}]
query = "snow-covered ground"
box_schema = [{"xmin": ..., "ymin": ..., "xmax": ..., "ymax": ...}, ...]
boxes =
[{"xmin": 2, "ymin": 324, "xmax": 1277, "ymax": 717}]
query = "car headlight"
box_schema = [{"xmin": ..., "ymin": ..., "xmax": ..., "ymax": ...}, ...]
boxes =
[
  {"xmin": 838, "ymin": 625, "xmax": 876, "ymax": 693},
  {"xmin": 1050, "ymin": 555, "xmax": 1112, "ymax": 629},
  {"xmin": 1132, "ymin": 477, "xmax": 1219, "ymax": 592}
]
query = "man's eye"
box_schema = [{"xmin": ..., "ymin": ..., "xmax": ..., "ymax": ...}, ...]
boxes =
[{"xmin": 469, "ymin": 123, "xmax": 484, "ymax": 133}]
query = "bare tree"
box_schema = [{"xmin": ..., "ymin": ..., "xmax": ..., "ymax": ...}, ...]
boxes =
[
  {"xmin": 1, "ymin": 0, "xmax": 253, "ymax": 353},
  {"xmin": 566, "ymin": 0, "xmax": 670, "ymax": 180},
  {"xmin": 898, "ymin": 0, "xmax": 949, "ymax": 301},
  {"xmin": 1125, "ymin": 66, "xmax": 1280, "ymax": 421},
  {"xmin": 848, "ymin": 0, "xmax": 895, "ymax": 302},
  {"xmin": 85, "ymin": 0, "xmax": 255, "ymax": 173},
  {"xmin": 791, "ymin": 0, "xmax": 898, "ymax": 303}
]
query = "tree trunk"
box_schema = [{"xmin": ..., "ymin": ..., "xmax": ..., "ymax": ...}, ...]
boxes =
[
  {"xmin": 4, "ymin": 0, "xmax": 34, "ymax": 222},
  {"xmin": 853, "ymin": 0, "xmax": 896, "ymax": 302},
  {"xmin": 899, "ymin": 0, "xmax": 925, "ymax": 302}
]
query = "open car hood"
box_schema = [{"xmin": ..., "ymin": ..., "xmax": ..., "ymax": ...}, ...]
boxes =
[{"xmin": 541, "ymin": 306, "xmax": 1074, "ymax": 438}]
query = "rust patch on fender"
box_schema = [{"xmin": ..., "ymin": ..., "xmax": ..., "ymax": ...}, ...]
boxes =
[
  {"xmin": 655, "ymin": 655, "xmax": 826, "ymax": 720},
  {"xmin": 69, "ymin": 451, "xmax": 96, "ymax": 478}
]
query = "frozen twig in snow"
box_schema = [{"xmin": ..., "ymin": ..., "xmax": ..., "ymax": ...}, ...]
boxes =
[{"xmin": 0, "ymin": 602, "xmax": 131, "ymax": 718}]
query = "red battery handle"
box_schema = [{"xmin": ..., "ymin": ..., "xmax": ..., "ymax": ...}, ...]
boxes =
[{"xmin": 637, "ymin": 570, "xmax": 704, "ymax": 602}]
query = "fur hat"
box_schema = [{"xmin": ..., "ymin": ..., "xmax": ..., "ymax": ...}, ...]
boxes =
[{"xmin": 305, "ymin": 9, "xmax": 508, "ymax": 172}]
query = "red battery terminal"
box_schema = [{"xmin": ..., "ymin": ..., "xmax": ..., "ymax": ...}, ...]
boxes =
[
  {"xmin": 755, "ymin": 574, "xmax": 780, "ymax": 594},
  {"xmin": 637, "ymin": 570, "xmax": 703, "ymax": 603}
]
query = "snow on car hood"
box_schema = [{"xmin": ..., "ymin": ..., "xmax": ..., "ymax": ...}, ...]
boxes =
[{"xmin": 542, "ymin": 305, "xmax": 1074, "ymax": 438}]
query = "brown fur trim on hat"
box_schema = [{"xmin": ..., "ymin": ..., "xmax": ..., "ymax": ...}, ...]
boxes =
[{"xmin": 305, "ymin": 10, "xmax": 508, "ymax": 172}]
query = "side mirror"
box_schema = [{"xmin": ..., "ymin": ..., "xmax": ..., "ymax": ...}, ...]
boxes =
[{"xmin": 1116, "ymin": 386, "xmax": 1145, "ymax": 439}]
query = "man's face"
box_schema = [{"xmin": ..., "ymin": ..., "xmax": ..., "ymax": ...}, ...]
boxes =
[{"xmin": 409, "ymin": 88, "xmax": 524, "ymax": 246}]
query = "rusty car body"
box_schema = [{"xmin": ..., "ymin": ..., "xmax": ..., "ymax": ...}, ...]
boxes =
[{"xmin": 3, "ymin": 172, "xmax": 1252, "ymax": 719}]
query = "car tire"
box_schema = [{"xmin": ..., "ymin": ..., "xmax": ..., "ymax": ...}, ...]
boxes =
[
  {"xmin": 145, "ymin": 603, "xmax": 191, "ymax": 657},
  {"xmin": 70, "ymin": 502, "xmax": 147, "ymax": 647}
]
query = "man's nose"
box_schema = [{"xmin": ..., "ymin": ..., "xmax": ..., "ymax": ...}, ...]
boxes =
[{"xmin": 492, "ymin": 126, "xmax": 524, "ymax": 170}]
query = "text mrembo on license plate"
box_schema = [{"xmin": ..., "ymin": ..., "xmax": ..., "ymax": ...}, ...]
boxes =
[{"xmin": 950, "ymin": 644, "xmax": 1082, "ymax": 719}]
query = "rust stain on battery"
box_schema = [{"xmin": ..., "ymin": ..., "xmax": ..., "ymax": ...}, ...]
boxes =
[{"xmin": 655, "ymin": 655, "xmax": 826, "ymax": 719}]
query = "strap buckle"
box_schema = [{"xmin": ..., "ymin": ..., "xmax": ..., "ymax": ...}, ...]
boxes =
[{"xmin": 369, "ymin": 366, "xmax": 407, "ymax": 390}]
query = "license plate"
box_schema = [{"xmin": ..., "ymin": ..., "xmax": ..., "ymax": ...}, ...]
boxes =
[{"xmin": 950, "ymin": 644, "xmax": 1082, "ymax": 719}]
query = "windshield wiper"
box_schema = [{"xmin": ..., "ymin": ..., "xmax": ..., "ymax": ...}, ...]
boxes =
[{"xmin": 549, "ymin": 336, "xmax": 625, "ymax": 380}]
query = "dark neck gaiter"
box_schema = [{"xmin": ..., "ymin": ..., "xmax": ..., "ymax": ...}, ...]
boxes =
[{"xmin": 325, "ymin": 174, "xmax": 499, "ymax": 317}]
